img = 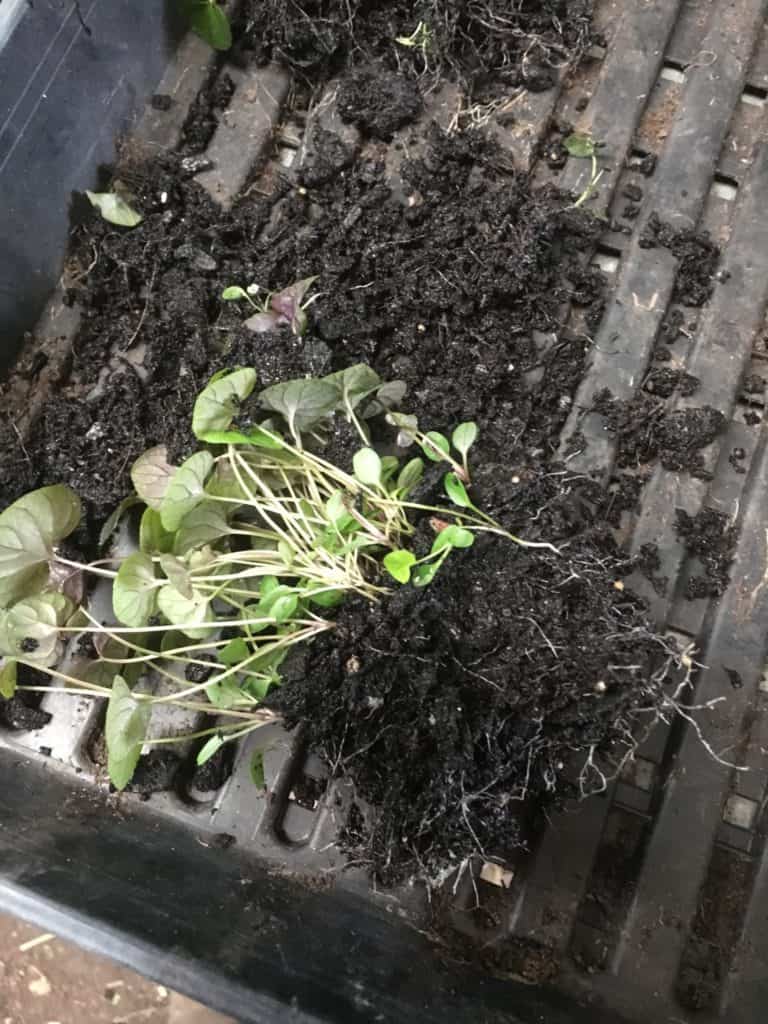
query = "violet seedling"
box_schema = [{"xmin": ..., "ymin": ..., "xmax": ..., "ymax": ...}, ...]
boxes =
[{"xmin": 221, "ymin": 278, "xmax": 320, "ymax": 337}]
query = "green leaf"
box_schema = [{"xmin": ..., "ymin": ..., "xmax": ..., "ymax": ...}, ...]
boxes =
[
  {"xmin": 444, "ymin": 472, "xmax": 474, "ymax": 509},
  {"xmin": 380, "ymin": 456, "xmax": 400, "ymax": 483},
  {"xmin": 451, "ymin": 422, "xmax": 478, "ymax": 459},
  {"xmin": 323, "ymin": 364, "xmax": 381, "ymax": 412},
  {"xmin": 250, "ymin": 749, "xmax": 266, "ymax": 789},
  {"xmin": 386, "ymin": 411, "xmax": 418, "ymax": 447},
  {"xmin": 86, "ymin": 191, "xmax": 143, "ymax": 227},
  {"xmin": 192, "ymin": 368, "xmax": 258, "ymax": 439},
  {"xmin": 205, "ymin": 462, "xmax": 250, "ymax": 505},
  {"xmin": 139, "ymin": 508, "xmax": 175, "ymax": 555},
  {"xmin": 260, "ymin": 575, "xmax": 280, "ymax": 598},
  {"xmin": 0, "ymin": 596, "xmax": 63, "ymax": 666},
  {"xmin": 221, "ymin": 286, "xmax": 251, "ymax": 302},
  {"xmin": 160, "ymin": 451, "xmax": 214, "ymax": 532},
  {"xmin": 218, "ymin": 637, "xmax": 250, "ymax": 666},
  {"xmin": 324, "ymin": 490, "xmax": 348, "ymax": 525},
  {"xmin": 173, "ymin": 502, "xmax": 231, "ymax": 556},
  {"xmin": 353, "ymin": 447, "xmax": 382, "ymax": 487},
  {"xmin": 205, "ymin": 675, "xmax": 243, "ymax": 709},
  {"xmin": 412, "ymin": 561, "xmax": 442, "ymax": 587},
  {"xmin": 196, "ymin": 733, "xmax": 225, "ymax": 766},
  {"xmin": 98, "ymin": 496, "xmax": 141, "ymax": 548},
  {"xmin": 258, "ymin": 586, "xmax": 298, "ymax": 623},
  {"xmin": 258, "ymin": 378, "xmax": 341, "ymax": 437},
  {"xmin": 383, "ymin": 549, "xmax": 416, "ymax": 584},
  {"xmin": 186, "ymin": 0, "xmax": 232, "ymax": 50},
  {"xmin": 157, "ymin": 584, "xmax": 211, "ymax": 639},
  {"xmin": 131, "ymin": 447, "xmax": 176, "ymax": 510},
  {"xmin": 307, "ymin": 588, "xmax": 345, "ymax": 609},
  {"xmin": 113, "ymin": 552, "xmax": 157, "ymax": 627},
  {"xmin": 422, "ymin": 431, "xmax": 450, "ymax": 462},
  {"xmin": 197, "ymin": 427, "xmax": 282, "ymax": 449},
  {"xmin": 159, "ymin": 554, "xmax": 193, "ymax": 599},
  {"xmin": 432, "ymin": 525, "xmax": 475, "ymax": 553},
  {"xmin": 105, "ymin": 676, "xmax": 151, "ymax": 791},
  {"xmin": 362, "ymin": 380, "xmax": 408, "ymax": 418},
  {"xmin": 0, "ymin": 659, "xmax": 16, "ymax": 699},
  {"xmin": 564, "ymin": 132, "xmax": 596, "ymax": 158},
  {"xmin": 0, "ymin": 485, "xmax": 81, "ymax": 607},
  {"xmin": 396, "ymin": 457, "xmax": 424, "ymax": 493}
]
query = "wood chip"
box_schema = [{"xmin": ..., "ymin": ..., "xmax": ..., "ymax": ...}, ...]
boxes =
[
  {"xmin": 479, "ymin": 861, "xmax": 514, "ymax": 888},
  {"xmin": 18, "ymin": 932, "xmax": 54, "ymax": 953}
]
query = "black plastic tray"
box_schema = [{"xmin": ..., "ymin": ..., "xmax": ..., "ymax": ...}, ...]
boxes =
[{"xmin": 3, "ymin": 2, "xmax": 768, "ymax": 1021}]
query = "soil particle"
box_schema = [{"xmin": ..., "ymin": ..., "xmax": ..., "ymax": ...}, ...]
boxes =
[
  {"xmin": 180, "ymin": 72, "xmax": 236, "ymax": 154},
  {"xmin": 634, "ymin": 542, "xmax": 668, "ymax": 596},
  {"xmin": 642, "ymin": 367, "xmax": 699, "ymax": 399},
  {"xmin": 337, "ymin": 65, "xmax": 421, "ymax": 138},
  {"xmin": 639, "ymin": 212, "xmax": 720, "ymax": 307},
  {"xmin": 127, "ymin": 750, "xmax": 182, "ymax": 797},
  {"xmin": 674, "ymin": 507, "xmax": 737, "ymax": 599},
  {"xmin": 0, "ymin": 697, "xmax": 51, "ymax": 732},
  {"xmin": 191, "ymin": 744, "xmax": 234, "ymax": 792},
  {"xmin": 592, "ymin": 389, "xmax": 725, "ymax": 478}
]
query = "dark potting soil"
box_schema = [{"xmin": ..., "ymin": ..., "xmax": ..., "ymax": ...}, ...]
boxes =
[
  {"xmin": 0, "ymin": 666, "xmax": 52, "ymax": 732},
  {"xmin": 0, "ymin": 126, "xmax": 605, "ymax": 526},
  {"xmin": 639, "ymin": 212, "xmax": 721, "ymax": 307},
  {"xmin": 276, "ymin": 466, "xmax": 671, "ymax": 882},
  {"xmin": 236, "ymin": 0, "xmax": 594, "ymax": 98},
  {"xmin": 591, "ymin": 388, "xmax": 725, "ymax": 479},
  {"xmin": 674, "ymin": 507, "xmax": 737, "ymax": 599}
]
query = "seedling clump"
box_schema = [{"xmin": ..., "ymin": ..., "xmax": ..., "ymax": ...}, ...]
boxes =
[{"xmin": 0, "ymin": 364, "xmax": 549, "ymax": 796}]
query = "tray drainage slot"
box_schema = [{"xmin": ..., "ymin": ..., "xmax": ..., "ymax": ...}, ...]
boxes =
[
  {"xmin": 712, "ymin": 173, "xmax": 739, "ymax": 201},
  {"xmin": 742, "ymin": 83, "xmax": 767, "ymax": 107}
]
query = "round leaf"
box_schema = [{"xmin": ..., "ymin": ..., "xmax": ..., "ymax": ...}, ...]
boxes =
[
  {"xmin": 105, "ymin": 676, "xmax": 151, "ymax": 791},
  {"xmin": 0, "ymin": 485, "xmax": 81, "ymax": 607},
  {"xmin": 131, "ymin": 447, "xmax": 176, "ymax": 510},
  {"xmin": 564, "ymin": 132, "xmax": 596, "ymax": 158},
  {"xmin": 139, "ymin": 508, "xmax": 175, "ymax": 555},
  {"xmin": 160, "ymin": 451, "xmax": 214, "ymax": 532},
  {"xmin": 157, "ymin": 584, "xmax": 211, "ymax": 639},
  {"xmin": 451, "ymin": 422, "xmax": 478, "ymax": 458},
  {"xmin": 432, "ymin": 525, "xmax": 475, "ymax": 553},
  {"xmin": 0, "ymin": 595, "xmax": 67, "ymax": 667},
  {"xmin": 113, "ymin": 552, "xmax": 157, "ymax": 627},
  {"xmin": 192, "ymin": 368, "xmax": 258, "ymax": 439},
  {"xmin": 352, "ymin": 447, "xmax": 382, "ymax": 487},
  {"xmin": 173, "ymin": 502, "xmax": 231, "ymax": 556},
  {"xmin": 159, "ymin": 554, "xmax": 193, "ymax": 599},
  {"xmin": 383, "ymin": 550, "xmax": 416, "ymax": 584}
]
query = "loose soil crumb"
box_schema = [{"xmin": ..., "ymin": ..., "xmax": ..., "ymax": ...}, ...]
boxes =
[
  {"xmin": 640, "ymin": 212, "xmax": 720, "ymax": 307},
  {"xmin": 592, "ymin": 389, "xmax": 725, "ymax": 479},
  {"xmin": 675, "ymin": 507, "xmax": 737, "ymax": 599}
]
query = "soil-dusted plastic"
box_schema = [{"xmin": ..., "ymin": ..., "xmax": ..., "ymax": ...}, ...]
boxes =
[{"xmin": 2, "ymin": 1, "xmax": 768, "ymax": 1022}]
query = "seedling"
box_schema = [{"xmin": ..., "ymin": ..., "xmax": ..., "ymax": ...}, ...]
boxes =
[
  {"xmin": 221, "ymin": 278, "xmax": 320, "ymax": 337},
  {"xmin": 182, "ymin": 0, "xmax": 232, "ymax": 50},
  {"xmin": 564, "ymin": 132, "xmax": 606, "ymax": 209},
  {"xmin": 86, "ymin": 190, "xmax": 143, "ymax": 228},
  {"xmin": 0, "ymin": 364, "xmax": 558, "ymax": 791}
]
